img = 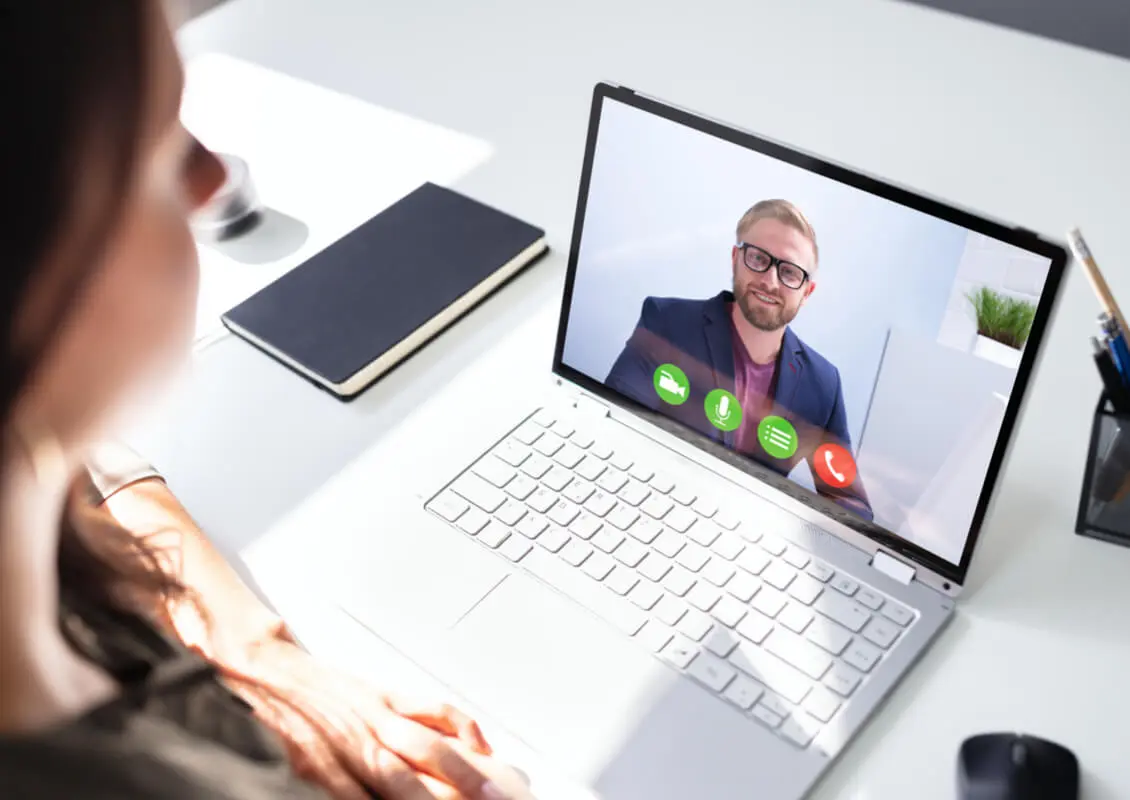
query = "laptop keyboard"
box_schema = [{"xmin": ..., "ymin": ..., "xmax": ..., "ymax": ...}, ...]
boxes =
[{"xmin": 425, "ymin": 408, "xmax": 917, "ymax": 751}]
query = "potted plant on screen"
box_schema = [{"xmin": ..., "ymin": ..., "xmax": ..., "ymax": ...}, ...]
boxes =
[{"xmin": 966, "ymin": 286, "xmax": 1036, "ymax": 368}]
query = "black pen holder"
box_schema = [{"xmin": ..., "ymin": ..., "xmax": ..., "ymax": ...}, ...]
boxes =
[{"xmin": 1077, "ymin": 393, "xmax": 1130, "ymax": 545}]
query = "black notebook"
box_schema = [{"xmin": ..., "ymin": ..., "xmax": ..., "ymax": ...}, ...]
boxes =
[{"xmin": 222, "ymin": 183, "xmax": 548, "ymax": 398}]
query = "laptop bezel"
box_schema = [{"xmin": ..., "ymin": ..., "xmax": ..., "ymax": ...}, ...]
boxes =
[{"xmin": 551, "ymin": 82, "xmax": 1067, "ymax": 589}]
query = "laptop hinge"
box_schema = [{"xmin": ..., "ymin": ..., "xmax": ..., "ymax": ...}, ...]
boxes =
[
  {"xmin": 871, "ymin": 550, "xmax": 916, "ymax": 585},
  {"xmin": 574, "ymin": 392, "xmax": 610, "ymax": 419}
]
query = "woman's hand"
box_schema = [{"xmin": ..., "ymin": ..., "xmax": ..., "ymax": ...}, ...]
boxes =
[{"xmin": 218, "ymin": 637, "xmax": 520, "ymax": 800}]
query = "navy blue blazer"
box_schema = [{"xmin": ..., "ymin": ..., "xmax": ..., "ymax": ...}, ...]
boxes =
[{"xmin": 605, "ymin": 291, "xmax": 872, "ymax": 520}]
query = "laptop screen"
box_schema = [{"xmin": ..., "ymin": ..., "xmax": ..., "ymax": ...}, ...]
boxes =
[{"xmin": 556, "ymin": 89, "xmax": 1064, "ymax": 583}]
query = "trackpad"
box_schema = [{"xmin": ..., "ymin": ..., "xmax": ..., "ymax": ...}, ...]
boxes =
[
  {"xmin": 337, "ymin": 519, "xmax": 508, "ymax": 640},
  {"xmin": 447, "ymin": 573, "xmax": 677, "ymax": 779}
]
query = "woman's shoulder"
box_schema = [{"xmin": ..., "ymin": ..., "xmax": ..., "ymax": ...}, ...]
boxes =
[{"xmin": 0, "ymin": 708, "xmax": 328, "ymax": 800}]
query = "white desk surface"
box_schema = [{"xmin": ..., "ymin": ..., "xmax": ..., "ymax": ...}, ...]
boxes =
[{"xmin": 134, "ymin": 1, "xmax": 1130, "ymax": 796}]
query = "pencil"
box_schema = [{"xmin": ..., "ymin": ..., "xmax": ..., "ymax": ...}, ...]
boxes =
[{"xmin": 1068, "ymin": 227, "xmax": 1130, "ymax": 336}]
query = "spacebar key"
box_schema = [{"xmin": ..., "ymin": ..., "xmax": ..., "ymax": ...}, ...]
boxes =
[
  {"xmin": 728, "ymin": 640, "xmax": 811, "ymax": 704},
  {"xmin": 523, "ymin": 548, "xmax": 647, "ymax": 635}
]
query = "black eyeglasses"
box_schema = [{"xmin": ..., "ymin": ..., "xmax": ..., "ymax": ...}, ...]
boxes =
[{"xmin": 738, "ymin": 242, "xmax": 810, "ymax": 290}]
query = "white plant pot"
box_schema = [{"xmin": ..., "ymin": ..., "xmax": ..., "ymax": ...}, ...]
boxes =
[{"xmin": 972, "ymin": 334, "xmax": 1021, "ymax": 368}]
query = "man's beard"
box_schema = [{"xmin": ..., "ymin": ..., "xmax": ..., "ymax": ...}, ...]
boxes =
[{"xmin": 736, "ymin": 286, "xmax": 799, "ymax": 332}]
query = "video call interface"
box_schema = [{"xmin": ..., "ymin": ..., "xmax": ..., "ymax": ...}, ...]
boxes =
[{"xmin": 560, "ymin": 98, "xmax": 1055, "ymax": 567}]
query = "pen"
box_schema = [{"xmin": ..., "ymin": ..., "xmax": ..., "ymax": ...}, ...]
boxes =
[
  {"xmin": 1068, "ymin": 227, "xmax": 1130, "ymax": 337},
  {"xmin": 1099, "ymin": 314, "xmax": 1130, "ymax": 385},
  {"xmin": 1093, "ymin": 337, "xmax": 1130, "ymax": 411}
]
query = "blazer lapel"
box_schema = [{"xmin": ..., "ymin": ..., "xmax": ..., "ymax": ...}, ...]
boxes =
[{"xmin": 703, "ymin": 292, "xmax": 738, "ymax": 447}]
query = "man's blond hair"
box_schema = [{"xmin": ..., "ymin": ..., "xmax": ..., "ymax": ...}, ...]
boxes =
[{"xmin": 736, "ymin": 199, "xmax": 818, "ymax": 266}]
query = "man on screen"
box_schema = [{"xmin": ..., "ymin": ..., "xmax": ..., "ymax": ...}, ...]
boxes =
[{"xmin": 606, "ymin": 199, "xmax": 872, "ymax": 520}]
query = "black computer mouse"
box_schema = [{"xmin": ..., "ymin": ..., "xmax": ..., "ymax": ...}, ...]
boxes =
[{"xmin": 958, "ymin": 732, "xmax": 1079, "ymax": 800}]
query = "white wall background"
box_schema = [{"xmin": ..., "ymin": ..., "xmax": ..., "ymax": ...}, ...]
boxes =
[{"xmin": 561, "ymin": 98, "xmax": 971, "ymax": 450}]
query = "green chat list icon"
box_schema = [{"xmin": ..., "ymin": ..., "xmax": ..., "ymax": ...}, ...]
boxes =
[
  {"xmin": 704, "ymin": 389, "xmax": 742, "ymax": 432},
  {"xmin": 758, "ymin": 415, "xmax": 798, "ymax": 459},
  {"xmin": 653, "ymin": 364, "xmax": 690, "ymax": 405}
]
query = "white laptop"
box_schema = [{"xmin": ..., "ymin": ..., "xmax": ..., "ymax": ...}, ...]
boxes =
[{"xmin": 320, "ymin": 84, "xmax": 1067, "ymax": 798}]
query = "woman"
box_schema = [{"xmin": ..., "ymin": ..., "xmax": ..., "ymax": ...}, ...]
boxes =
[{"xmin": 0, "ymin": 4, "xmax": 522, "ymax": 798}]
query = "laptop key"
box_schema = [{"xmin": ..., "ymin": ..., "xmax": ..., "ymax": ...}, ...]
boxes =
[
  {"xmin": 591, "ymin": 527, "xmax": 625, "ymax": 554},
  {"xmin": 711, "ymin": 532, "xmax": 745, "ymax": 561},
  {"xmin": 547, "ymin": 499, "xmax": 580, "ymax": 528},
  {"xmin": 759, "ymin": 535, "xmax": 787, "ymax": 556},
  {"xmin": 764, "ymin": 628, "xmax": 832, "ymax": 680},
  {"xmin": 714, "ymin": 508, "xmax": 741, "ymax": 530},
  {"xmin": 654, "ymin": 594, "xmax": 689, "ymax": 627},
  {"xmin": 751, "ymin": 705, "xmax": 783, "ymax": 729},
  {"xmin": 570, "ymin": 429, "xmax": 594, "ymax": 449},
  {"xmin": 701, "ymin": 557, "xmax": 736, "ymax": 588},
  {"xmin": 881, "ymin": 602, "xmax": 914, "ymax": 627},
  {"xmin": 628, "ymin": 580, "xmax": 663, "ymax": 611},
  {"xmin": 498, "ymin": 535, "xmax": 532, "ymax": 563},
  {"xmin": 512, "ymin": 422, "xmax": 543, "ymax": 445},
  {"xmin": 569, "ymin": 513, "xmax": 601, "ymax": 540},
  {"xmin": 686, "ymin": 651, "xmax": 736, "ymax": 692},
  {"xmin": 641, "ymin": 493, "xmax": 674, "ymax": 520},
  {"xmin": 552, "ymin": 444, "xmax": 584, "ymax": 470},
  {"xmin": 635, "ymin": 619, "xmax": 674, "ymax": 652},
  {"xmin": 687, "ymin": 522, "xmax": 721, "ymax": 548},
  {"xmin": 651, "ymin": 473, "xmax": 676, "ymax": 494},
  {"xmin": 736, "ymin": 612, "xmax": 773, "ymax": 645},
  {"xmin": 581, "ymin": 551, "xmax": 615, "ymax": 580},
  {"xmin": 627, "ymin": 517, "xmax": 662, "ymax": 544},
  {"xmin": 535, "ymin": 526, "xmax": 569, "ymax": 553},
  {"xmin": 805, "ymin": 619, "xmax": 853, "ymax": 656},
  {"xmin": 814, "ymin": 590, "xmax": 871, "ymax": 633},
  {"xmin": 628, "ymin": 463, "xmax": 654, "ymax": 482},
  {"xmin": 738, "ymin": 549, "xmax": 771, "ymax": 576},
  {"xmin": 758, "ymin": 692, "xmax": 793, "ymax": 719},
  {"xmin": 842, "ymin": 639, "xmax": 882, "ymax": 673},
  {"xmin": 778, "ymin": 603, "xmax": 814, "ymax": 635},
  {"xmin": 563, "ymin": 479, "xmax": 595, "ymax": 505},
  {"xmin": 590, "ymin": 441, "xmax": 614, "ymax": 460},
  {"xmin": 862, "ymin": 617, "xmax": 901, "ymax": 649},
  {"xmin": 687, "ymin": 583, "xmax": 722, "ymax": 612},
  {"xmin": 823, "ymin": 663, "xmax": 863, "ymax": 697},
  {"xmin": 477, "ymin": 522, "xmax": 510, "ymax": 549},
  {"xmin": 605, "ymin": 504, "xmax": 639, "ymax": 531},
  {"xmin": 659, "ymin": 635, "xmax": 698, "ymax": 669},
  {"xmin": 762, "ymin": 561, "xmax": 797, "ymax": 591},
  {"xmin": 527, "ymin": 487, "xmax": 557, "ymax": 514},
  {"xmin": 752, "ymin": 587, "xmax": 787, "ymax": 618},
  {"xmin": 495, "ymin": 500, "xmax": 527, "ymax": 527},
  {"xmin": 584, "ymin": 490, "xmax": 617, "ymax": 517},
  {"xmin": 782, "ymin": 546, "xmax": 810, "ymax": 570},
  {"xmin": 610, "ymin": 451, "xmax": 633, "ymax": 471},
  {"xmin": 779, "ymin": 715, "xmax": 817, "ymax": 748},
  {"xmin": 712, "ymin": 596, "xmax": 748, "ymax": 629},
  {"xmin": 559, "ymin": 538, "xmax": 592, "ymax": 567},
  {"xmin": 533, "ymin": 433, "xmax": 564, "ymax": 457},
  {"xmin": 452, "ymin": 473, "xmax": 506, "ymax": 513},
  {"xmin": 830, "ymin": 575, "xmax": 859, "ymax": 596},
  {"xmin": 523, "ymin": 547, "xmax": 645, "ymax": 635},
  {"xmin": 693, "ymin": 496, "xmax": 718, "ymax": 518},
  {"xmin": 606, "ymin": 566, "xmax": 639, "ymax": 596},
  {"xmin": 666, "ymin": 506, "xmax": 697, "ymax": 533},
  {"xmin": 597, "ymin": 469, "xmax": 628, "ymax": 494},
  {"xmin": 722, "ymin": 675, "xmax": 765, "ymax": 710},
  {"xmin": 671, "ymin": 486, "xmax": 697, "ymax": 506},
  {"xmin": 803, "ymin": 686, "xmax": 842, "ymax": 723},
  {"xmin": 805, "ymin": 561, "xmax": 835, "ymax": 582},
  {"xmin": 639, "ymin": 553, "xmax": 672, "ymax": 582},
  {"xmin": 520, "ymin": 453, "xmax": 552, "ymax": 479},
  {"xmin": 472, "ymin": 456, "xmax": 515, "ymax": 488},
  {"xmin": 677, "ymin": 610, "xmax": 714, "ymax": 642},
  {"xmin": 729, "ymin": 642, "xmax": 811, "ymax": 704},
  {"xmin": 427, "ymin": 493, "xmax": 468, "ymax": 522},
  {"xmin": 494, "ymin": 439, "xmax": 531, "ymax": 466},
  {"xmin": 532, "ymin": 408, "xmax": 555, "ymax": 427},
  {"xmin": 618, "ymin": 479, "xmax": 651, "ymax": 507},
  {"xmin": 456, "ymin": 507, "xmax": 490, "ymax": 535},
  {"xmin": 505, "ymin": 474, "xmax": 538, "ymax": 501},
  {"xmin": 856, "ymin": 588, "xmax": 884, "ymax": 611},
  {"xmin": 575, "ymin": 456, "xmax": 607, "ymax": 482},
  {"xmin": 705, "ymin": 627, "xmax": 742, "ymax": 658},
  {"xmin": 515, "ymin": 514, "xmax": 548, "ymax": 539},
  {"xmin": 653, "ymin": 529, "xmax": 685, "ymax": 558},
  {"xmin": 612, "ymin": 539, "xmax": 647, "ymax": 568},
  {"xmin": 676, "ymin": 543, "xmax": 710, "ymax": 572},
  {"xmin": 662, "ymin": 566, "xmax": 697, "ymax": 597},
  {"xmin": 726, "ymin": 570, "xmax": 762, "ymax": 604},
  {"xmin": 787, "ymin": 574, "xmax": 824, "ymax": 606},
  {"xmin": 550, "ymin": 420, "xmax": 575, "ymax": 438}
]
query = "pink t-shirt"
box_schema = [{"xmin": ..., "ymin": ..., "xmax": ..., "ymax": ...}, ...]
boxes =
[{"xmin": 730, "ymin": 321, "xmax": 778, "ymax": 455}]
